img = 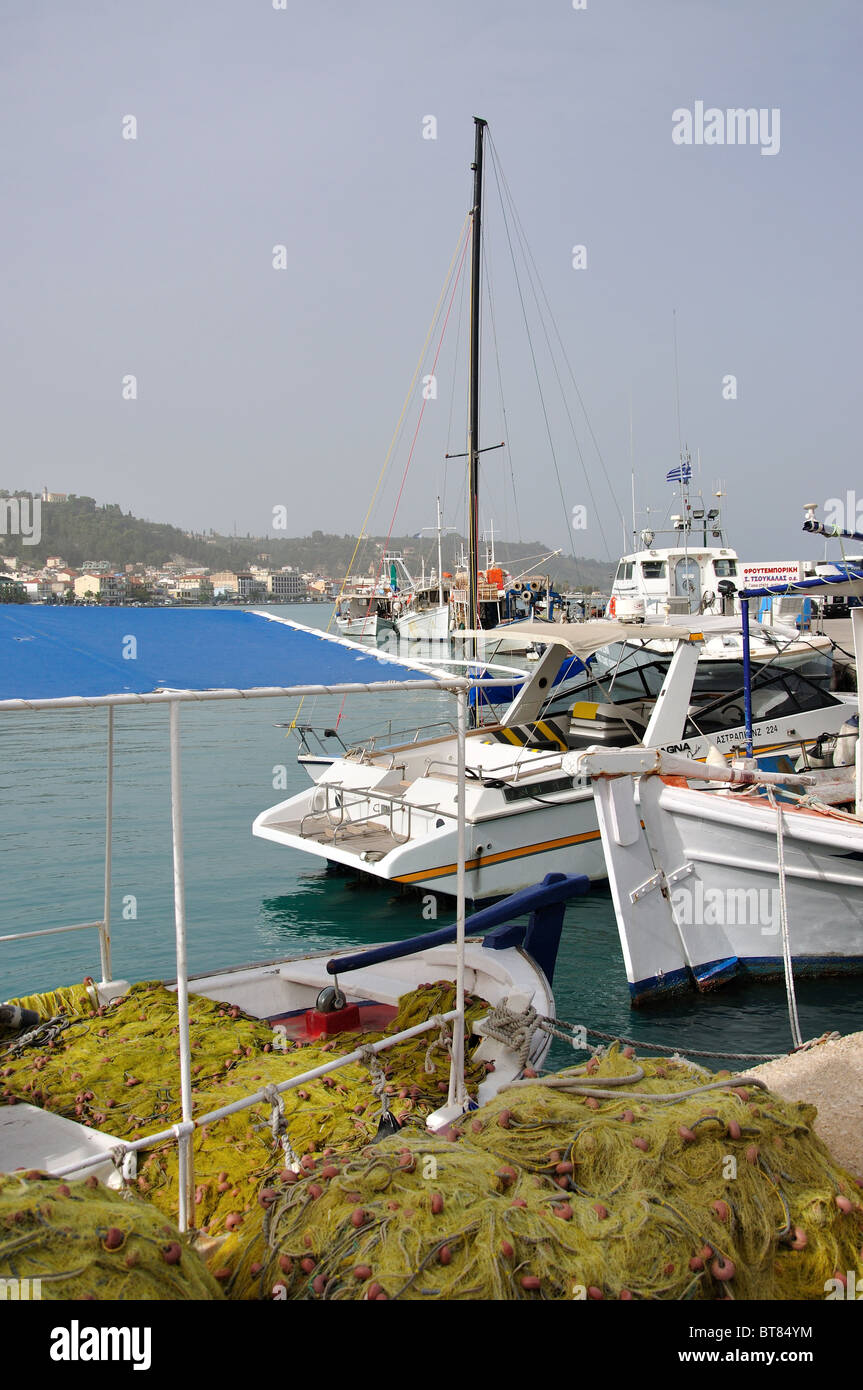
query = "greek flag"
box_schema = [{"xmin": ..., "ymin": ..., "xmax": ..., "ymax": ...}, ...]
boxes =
[{"xmin": 666, "ymin": 461, "xmax": 692, "ymax": 483}]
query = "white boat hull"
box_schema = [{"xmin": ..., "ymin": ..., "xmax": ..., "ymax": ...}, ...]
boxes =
[
  {"xmin": 254, "ymin": 783, "xmax": 605, "ymax": 900},
  {"xmin": 593, "ymin": 771, "xmax": 863, "ymax": 1002},
  {"xmin": 395, "ymin": 604, "xmax": 450, "ymax": 642}
]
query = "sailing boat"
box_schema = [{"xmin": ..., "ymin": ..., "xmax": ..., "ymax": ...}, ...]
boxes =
[{"xmin": 395, "ymin": 119, "xmax": 512, "ymax": 652}]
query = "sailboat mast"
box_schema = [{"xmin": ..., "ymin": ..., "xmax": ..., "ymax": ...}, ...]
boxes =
[{"xmin": 468, "ymin": 116, "xmax": 486, "ymax": 646}]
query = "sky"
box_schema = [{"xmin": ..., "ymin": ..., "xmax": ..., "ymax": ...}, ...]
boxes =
[{"xmin": 2, "ymin": 0, "xmax": 861, "ymax": 567}]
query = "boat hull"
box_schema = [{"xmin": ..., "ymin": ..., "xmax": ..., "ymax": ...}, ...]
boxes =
[
  {"xmin": 395, "ymin": 605, "xmax": 450, "ymax": 642},
  {"xmin": 253, "ymin": 786, "xmax": 606, "ymax": 900},
  {"xmin": 594, "ymin": 772, "xmax": 863, "ymax": 1003}
]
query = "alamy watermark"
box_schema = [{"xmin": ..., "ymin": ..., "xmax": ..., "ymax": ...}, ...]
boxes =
[
  {"xmin": 0, "ymin": 1277, "xmax": 41, "ymax": 1300},
  {"xmin": 672, "ymin": 102, "xmax": 780, "ymax": 157},
  {"xmin": 672, "ymin": 884, "xmax": 780, "ymax": 936},
  {"xmin": 823, "ymin": 491, "xmax": 863, "ymax": 532},
  {"xmin": 0, "ymin": 496, "xmax": 41, "ymax": 545}
]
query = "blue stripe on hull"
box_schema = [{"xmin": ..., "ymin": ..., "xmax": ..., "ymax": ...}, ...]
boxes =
[{"xmin": 630, "ymin": 954, "xmax": 863, "ymax": 1004}]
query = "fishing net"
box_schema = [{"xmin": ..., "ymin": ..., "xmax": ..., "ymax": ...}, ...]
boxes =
[
  {"xmin": 1, "ymin": 980, "xmax": 488, "ymax": 1237},
  {"xmin": 212, "ymin": 1047, "xmax": 863, "ymax": 1301},
  {"xmin": 0, "ymin": 1171, "xmax": 222, "ymax": 1300},
  {"xmin": 4, "ymin": 984, "xmax": 862, "ymax": 1299}
]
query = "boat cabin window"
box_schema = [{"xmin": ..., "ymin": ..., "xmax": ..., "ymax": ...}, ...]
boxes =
[
  {"xmin": 615, "ymin": 562, "xmax": 635, "ymax": 581},
  {"xmin": 684, "ymin": 666, "xmax": 841, "ymax": 738},
  {"xmin": 640, "ymin": 561, "xmax": 667, "ymax": 579},
  {"xmin": 713, "ymin": 559, "xmax": 738, "ymax": 578}
]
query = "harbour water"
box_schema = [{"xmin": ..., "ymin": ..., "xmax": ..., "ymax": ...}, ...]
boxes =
[{"xmin": 2, "ymin": 605, "xmax": 861, "ymax": 1067}]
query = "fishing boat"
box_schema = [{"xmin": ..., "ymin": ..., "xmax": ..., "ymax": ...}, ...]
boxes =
[
  {"xmin": 335, "ymin": 552, "xmax": 416, "ymax": 639},
  {"xmin": 574, "ymin": 537, "xmax": 863, "ymax": 1004},
  {"xmin": 609, "ymin": 465, "xmax": 742, "ymax": 621}
]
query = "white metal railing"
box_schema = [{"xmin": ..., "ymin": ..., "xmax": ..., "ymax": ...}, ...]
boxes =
[
  {"xmin": 0, "ymin": 920, "xmax": 108, "ymax": 947},
  {"xmin": 2, "ymin": 706, "xmax": 114, "ymax": 985},
  {"xmin": 48, "ymin": 1009, "xmax": 461, "ymax": 1194},
  {"xmin": 2, "ymin": 682, "xmax": 472, "ymax": 1232}
]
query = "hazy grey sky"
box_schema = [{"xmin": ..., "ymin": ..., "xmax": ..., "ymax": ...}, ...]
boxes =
[{"xmin": 2, "ymin": 1, "xmax": 860, "ymax": 565}]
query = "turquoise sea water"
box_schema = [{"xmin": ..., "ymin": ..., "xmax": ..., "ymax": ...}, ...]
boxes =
[{"xmin": 2, "ymin": 605, "xmax": 861, "ymax": 1067}]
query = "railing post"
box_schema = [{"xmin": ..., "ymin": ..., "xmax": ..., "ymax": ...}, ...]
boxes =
[
  {"xmin": 169, "ymin": 700, "xmax": 195, "ymax": 1231},
  {"xmin": 741, "ymin": 596, "xmax": 754, "ymax": 758},
  {"xmin": 100, "ymin": 705, "xmax": 114, "ymax": 983},
  {"xmin": 448, "ymin": 683, "xmax": 467, "ymax": 1107}
]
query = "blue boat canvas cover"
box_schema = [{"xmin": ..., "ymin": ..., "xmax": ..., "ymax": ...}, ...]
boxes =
[{"xmin": 0, "ymin": 608, "xmax": 458, "ymax": 707}]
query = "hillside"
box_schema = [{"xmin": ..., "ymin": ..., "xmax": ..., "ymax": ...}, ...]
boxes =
[{"xmin": 0, "ymin": 492, "xmax": 614, "ymax": 591}]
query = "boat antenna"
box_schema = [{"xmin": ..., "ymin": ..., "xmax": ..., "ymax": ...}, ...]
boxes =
[
  {"xmin": 672, "ymin": 308, "xmax": 684, "ymax": 465},
  {"xmin": 629, "ymin": 388, "xmax": 636, "ymax": 550}
]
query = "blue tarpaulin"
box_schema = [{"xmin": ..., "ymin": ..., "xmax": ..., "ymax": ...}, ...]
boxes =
[{"xmin": 0, "ymin": 608, "xmax": 450, "ymax": 706}]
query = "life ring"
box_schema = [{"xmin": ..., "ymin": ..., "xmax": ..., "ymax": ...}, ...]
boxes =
[{"xmin": 607, "ymin": 596, "xmax": 617, "ymax": 617}]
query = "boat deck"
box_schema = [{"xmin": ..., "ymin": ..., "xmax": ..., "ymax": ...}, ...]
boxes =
[{"xmin": 268, "ymin": 812, "xmax": 404, "ymax": 855}]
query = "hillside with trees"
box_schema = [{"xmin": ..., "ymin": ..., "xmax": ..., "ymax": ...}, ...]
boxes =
[{"xmin": 0, "ymin": 491, "xmax": 614, "ymax": 591}]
